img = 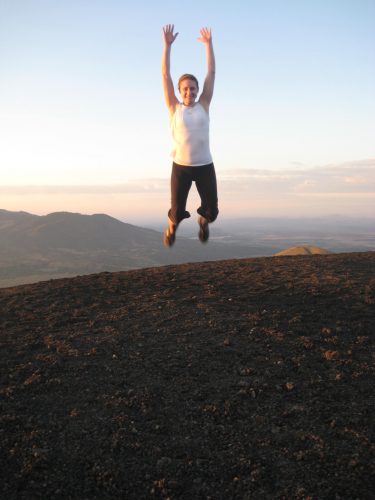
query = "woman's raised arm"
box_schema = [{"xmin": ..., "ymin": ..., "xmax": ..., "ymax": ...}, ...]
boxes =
[
  {"xmin": 162, "ymin": 24, "xmax": 179, "ymax": 116},
  {"xmin": 198, "ymin": 27, "xmax": 215, "ymax": 112}
]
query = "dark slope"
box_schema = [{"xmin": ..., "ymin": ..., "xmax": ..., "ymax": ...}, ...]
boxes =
[{"xmin": 1, "ymin": 252, "xmax": 374, "ymax": 499}]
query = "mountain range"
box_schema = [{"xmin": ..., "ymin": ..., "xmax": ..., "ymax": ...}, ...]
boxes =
[
  {"xmin": 0, "ymin": 209, "xmax": 253, "ymax": 287},
  {"xmin": 2, "ymin": 209, "xmax": 374, "ymax": 287}
]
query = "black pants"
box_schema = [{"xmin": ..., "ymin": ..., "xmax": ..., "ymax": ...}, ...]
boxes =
[{"xmin": 168, "ymin": 162, "xmax": 219, "ymax": 225}]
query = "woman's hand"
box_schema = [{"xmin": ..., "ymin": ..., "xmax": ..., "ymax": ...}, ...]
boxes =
[
  {"xmin": 163, "ymin": 24, "xmax": 178, "ymax": 45},
  {"xmin": 197, "ymin": 27, "xmax": 212, "ymax": 44}
]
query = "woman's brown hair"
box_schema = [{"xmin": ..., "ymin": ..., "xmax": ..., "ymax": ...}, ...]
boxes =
[{"xmin": 178, "ymin": 74, "xmax": 199, "ymax": 91}]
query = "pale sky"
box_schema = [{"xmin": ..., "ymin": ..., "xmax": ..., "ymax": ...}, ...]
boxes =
[{"xmin": 0, "ymin": 0, "xmax": 374, "ymax": 222}]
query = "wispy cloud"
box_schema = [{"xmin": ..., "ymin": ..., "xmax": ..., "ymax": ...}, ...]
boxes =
[
  {"xmin": 1, "ymin": 159, "xmax": 373, "ymax": 197},
  {"xmin": 0, "ymin": 180, "xmax": 169, "ymax": 195},
  {"xmin": 218, "ymin": 159, "xmax": 375, "ymax": 195},
  {"xmin": 1, "ymin": 159, "xmax": 374, "ymax": 218}
]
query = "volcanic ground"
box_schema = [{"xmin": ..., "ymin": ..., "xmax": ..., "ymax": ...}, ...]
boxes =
[{"xmin": 1, "ymin": 252, "xmax": 374, "ymax": 499}]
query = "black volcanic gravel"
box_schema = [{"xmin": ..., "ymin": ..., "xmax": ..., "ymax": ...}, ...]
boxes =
[{"xmin": 1, "ymin": 252, "xmax": 374, "ymax": 499}]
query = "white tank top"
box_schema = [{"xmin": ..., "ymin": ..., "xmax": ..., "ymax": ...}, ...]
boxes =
[{"xmin": 170, "ymin": 103, "xmax": 213, "ymax": 166}]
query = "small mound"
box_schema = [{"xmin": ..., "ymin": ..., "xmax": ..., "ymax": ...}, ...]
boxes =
[{"xmin": 275, "ymin": 245, "xmax": 332, "ymax": 256}]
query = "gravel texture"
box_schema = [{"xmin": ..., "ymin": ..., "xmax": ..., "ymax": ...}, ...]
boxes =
[{"xmin": 1, "ymin": 252, "xmax": 374, "ymax": 499}]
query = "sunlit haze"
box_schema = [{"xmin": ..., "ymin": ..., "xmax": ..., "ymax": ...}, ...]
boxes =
[{"xmin": 1, "ymin": 0, "xmax": 374, "ymax": 223}]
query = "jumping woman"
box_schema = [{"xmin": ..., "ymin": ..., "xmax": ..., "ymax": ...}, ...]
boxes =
[{"xmin": 162, "ymin": 24, "xmax": 219, "ymax": 247}]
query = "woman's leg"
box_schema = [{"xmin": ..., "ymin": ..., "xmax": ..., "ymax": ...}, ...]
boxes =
[
  {"xmin": 164, "ymin": 163, "xmax": 193, "ymax": 247},
  {"xmin": 168, "ymin": 163, "xmax": 193, "ymax": 225},
  {"xmin": 195, "ymin": 163, "xmax": 219, "ymax": 223}
]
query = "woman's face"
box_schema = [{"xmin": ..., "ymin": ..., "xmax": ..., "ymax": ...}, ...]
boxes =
[{"xmin": 179, "ymin": 78, "xmax": 198, "ymax": 106}]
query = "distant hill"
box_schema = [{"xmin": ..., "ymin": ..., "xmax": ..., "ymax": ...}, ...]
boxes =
[
  {"xmin": 0, "ymin": 209, "xmax": 254, "ymax": 287},
  {"xmin": 1, "ymin": 252, "xmax": 374, "ymax": 498},
  {"xmin": 0, "ymin": 210, "xmax": 160, "ymax": 250},
  {"xmin": 275, "ymin": 245, "xmax": 332, "ymax": 256},
  {"xmin": 0, "ymin": 210, "xmax": 163, "ymax": 251}
]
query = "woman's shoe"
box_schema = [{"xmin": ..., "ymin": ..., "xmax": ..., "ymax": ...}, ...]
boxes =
[
  {"xmin": 163, "ymin": 227, "xmax": 176, "ymax": 247},
  {"xmin": 198, "ymin": 216, "xmax": 209, "ymax": 243}
]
